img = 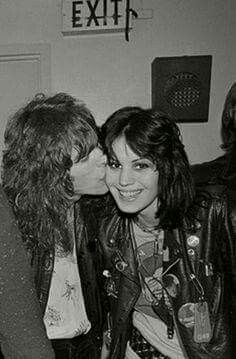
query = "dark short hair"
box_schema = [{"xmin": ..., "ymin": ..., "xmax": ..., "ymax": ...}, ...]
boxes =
[
  {"xmin": 102, "ymin": 106, "xmax": 195, "ymax": 228},
  {"xmin": 221, "ymin": 82, "xmax": 236, "ymax": 151},
  {"xmin": 2, "ymin": 93, "xmax": 98, "ymax": 252}
]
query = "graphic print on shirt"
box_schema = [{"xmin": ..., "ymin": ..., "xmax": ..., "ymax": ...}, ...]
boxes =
[
  {"xmin": 43, "ymin": 245, "xmax": 91, "ymax": 339},
  {"xmin": 136, "ymin": 239, "xmax": 180, "ymax": 324}
]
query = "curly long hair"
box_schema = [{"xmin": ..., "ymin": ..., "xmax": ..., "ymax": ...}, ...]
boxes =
[
  {"xmin": 2, "ymin": 93, "xmax": 99, "ymax": 252},
  {"xmin": 102, "ymin": 106, "xmax": 195, "ymax": 228},
  {"xmin": 221, "ymin": 82, "xmax": 236, "ymax": 151}
]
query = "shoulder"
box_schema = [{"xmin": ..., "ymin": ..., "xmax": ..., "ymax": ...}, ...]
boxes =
[
  {"xmin": 192, "ymin": 186, "xmax": 234, "ymax": 231},
  {"xmin": 79, "ymin": 193, "xmax": 108, "ymax": 214},
  {"xmin": 77, "ymin": 194, "xmax": 120, "ymax": 243},
  {"xmin": 0, "ymin": 186, "xmax": 21, "ymax": 245},
  {"xmin": 79, "ymin": 193, "xmax": 118, "ymax": 221},
  {"xmin": 191, "ymin": 155, "xmax": 227, "ymax": 185},
  {"xmin": 192, "ymin": 150, "xmax": 236, "ymax": 214},
  {"xmin": 0, "ymin": 190, "xmax": 55, "ymax": 359},
  {"xmin": 0, "ymin": 185, "xmax": 12, "ymax": 216}
]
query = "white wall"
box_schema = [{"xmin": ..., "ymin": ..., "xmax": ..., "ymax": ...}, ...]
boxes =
[{"xmin": 0, "ymin": 0, "xmax": 235, "ymax": 164}]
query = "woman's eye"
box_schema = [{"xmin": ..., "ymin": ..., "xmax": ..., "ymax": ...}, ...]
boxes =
[{"xmin": 134, "ymin": 163, "xmax": 150, "ymax": 170}]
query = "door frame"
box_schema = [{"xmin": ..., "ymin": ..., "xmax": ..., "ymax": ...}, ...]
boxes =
[{"xmin": 0, "ymin": 43, "xmax": 51, "ymax": 93}]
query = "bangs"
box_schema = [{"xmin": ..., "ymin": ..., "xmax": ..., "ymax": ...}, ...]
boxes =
[{"xmin": 125, "ymin": 129, "xmax": 151, "ymax": 159}]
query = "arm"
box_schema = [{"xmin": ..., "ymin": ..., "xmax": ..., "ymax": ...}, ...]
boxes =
[
  {"xmin": 226, "ymin": 189, "xmax": 236, "ymax": 346},
  {"xmin": 0, "ymin": 189, "xmax": 55, "ymax": 359},
  {"xmin": 216, "ymin": 191, "xmax": 236, "ymax": 351}
]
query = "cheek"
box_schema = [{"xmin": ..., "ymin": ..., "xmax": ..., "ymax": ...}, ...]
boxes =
[
  {"xmin": 145, "ymin": 173, "xmax": 159, "ymax": 193},
  {"xmin": 105, "ymin": 169, "xmax": 115, "ymax": 187}
]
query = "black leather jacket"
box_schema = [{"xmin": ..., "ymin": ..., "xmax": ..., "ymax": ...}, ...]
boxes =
[
  {"xmin": 191, "ymin": 149, "xmax": 236, "ymax": 186},
  {"xmin": 29, "ymin": 198, "xmax": 105, "ymax": 356},
  {"xmin": 192, "ymin": 148, "xmax": 236, "ymax": 357},
  {"xmin": 99, "ymin": 191, "xmax": 235, "ymax": 359},
  {"xmin": 192, "ymin": 149, "xmax": 236, "ymax": 232}
]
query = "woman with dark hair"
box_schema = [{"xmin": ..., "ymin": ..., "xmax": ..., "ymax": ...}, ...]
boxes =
[
  {"xmin": 2, "ymin": 93, "xmax": 108, "ymax": 359},
  {"xmin": 99, "ymin": 107, "xmax": 235, "ymax": 358}
]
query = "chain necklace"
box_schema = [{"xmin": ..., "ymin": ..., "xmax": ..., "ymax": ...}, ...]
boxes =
[
  {"xmin": 133, "ymin": 218, "xmax": 163, "ymax": 257},
  {"xmin": 134, "ymin": 217, "xmax": 160, "ymax": 233}
]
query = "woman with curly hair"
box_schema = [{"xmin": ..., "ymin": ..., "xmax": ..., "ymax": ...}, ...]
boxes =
[
  {"xmin": 99, "ymin": 107, "xmax": 235, "ymax": 358},
  {"xmin": 2, "ymin": 93, "xmax": 108, "ymax": 359}
]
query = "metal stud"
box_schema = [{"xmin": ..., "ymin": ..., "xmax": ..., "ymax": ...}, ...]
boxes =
[
  {"xmin": 187, "ymin": 235, "xmax": 199, "ymax": 248},
  {"xmin": 187, "ymin": 248, "xmax": 195, "ymax": 256}
]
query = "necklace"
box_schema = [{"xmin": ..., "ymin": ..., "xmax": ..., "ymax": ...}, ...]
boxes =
[
  {"xmin": 134, "ymin": 218, "xmax": 160, "ymax": 235},
  {"xmin": 133, "ymin": 218, "xmax": 163, "ymax": 257}
]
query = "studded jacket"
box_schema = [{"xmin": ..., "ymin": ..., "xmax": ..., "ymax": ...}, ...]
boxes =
[
  {"xmin": 28, "ymin": 197, "xmax": 106, "ymax": 356},
  {"xmin": 99, "ymin": 191, "xmax": 235, "ymax": 359}
]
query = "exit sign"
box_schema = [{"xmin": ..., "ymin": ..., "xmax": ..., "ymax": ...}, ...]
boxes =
[{"xmin": 62, "ymin": 0, "xmax": 131, "ymax": 35}]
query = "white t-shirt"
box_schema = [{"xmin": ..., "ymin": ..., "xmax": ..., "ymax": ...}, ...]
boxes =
[
  {"xmin": 125, "ymin": 310, "xmax": 184, "ymax": 359},
  {"xmin": 44, "ymin": 243, "xmax": 91, "ymax": 339}
]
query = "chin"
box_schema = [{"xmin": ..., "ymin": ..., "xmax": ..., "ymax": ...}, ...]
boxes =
[
  {"xmin": 98, "ymin": 188, "xmax": 109, "ymax": 195},
  {"xmin": 92, "ymin": 185, "xmax": 109, "ymax": 195},
  {"xmin": 115, "ymin": 200, "xmax": 141, "ymax": 214}
]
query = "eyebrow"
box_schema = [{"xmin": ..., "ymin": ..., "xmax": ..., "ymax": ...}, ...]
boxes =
[
  {"xmin": 133, "ymin": 157, "xmax": 150, "ymax": 161},
  {"xmin": 110, "ymin": 156, "xmax": 151, "ymax": 164},
  {"xmin": 132, "ymin": 157, "xmax": 153, "ymax": 164}
]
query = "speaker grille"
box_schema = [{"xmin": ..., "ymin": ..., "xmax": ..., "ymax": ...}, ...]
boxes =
[
  {"xmin": 152, "ymin": 56, "xmax": 212, "ymax": 122},
  {"xmin": 164, "ymin": 72, "xmax": 202, "ymax": 108}
]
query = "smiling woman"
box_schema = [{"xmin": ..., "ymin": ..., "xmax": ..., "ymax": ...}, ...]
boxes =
[
  {"xmin": 106, "ymin": 135, "xmax": 159, "ymax": 218},
  {"xmin": 99, "ymin": 106, "xmax": 235, "ymax": 359},
  {"xmin": 103, "ymin": 106, "xmax": 193, "ymax": 228}
]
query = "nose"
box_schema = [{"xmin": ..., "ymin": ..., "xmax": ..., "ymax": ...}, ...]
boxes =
[
  {"xmin": 119, "ymin": 167, "xmax": 134, "ymax": 186},
  {"xmin": 102, "ymin": 153, "xmax": 107, "ymax": 164},
  {"xmin": 100, "ymin": 153, "xmax": 107, "ymax": 166}
]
